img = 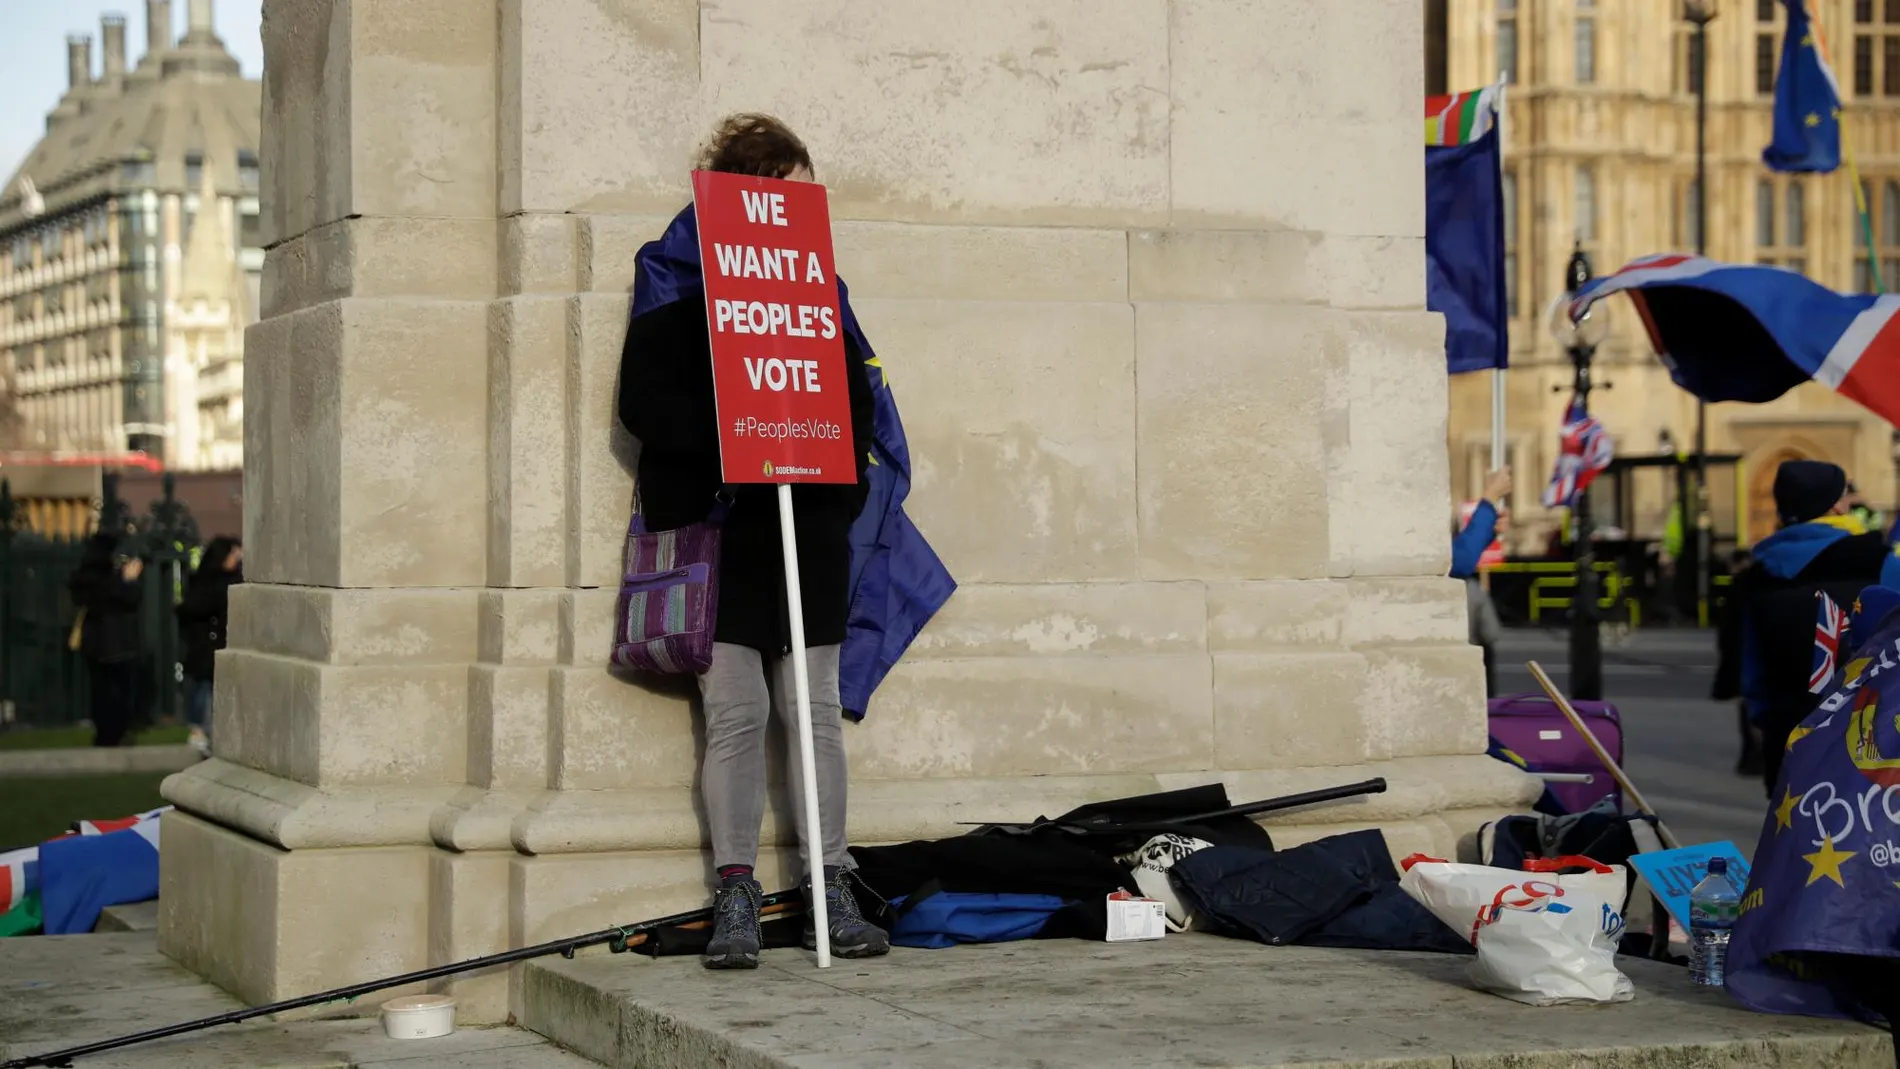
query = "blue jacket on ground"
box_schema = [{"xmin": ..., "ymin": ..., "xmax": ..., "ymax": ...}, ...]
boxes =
[
  {"xmin": 1449, "ymin": 500, "xmax": 1499, "ymax": 579},
  {"xmin": 631, "ymin": 206, "xmax": 956, "ymax": 718}
]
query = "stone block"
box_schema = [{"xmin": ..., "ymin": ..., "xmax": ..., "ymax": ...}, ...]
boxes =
[
  {"xmin": 1136, "ymin": 303, "xmax": 1340, "ymax": 581},
  {"xmin": 1332, "ymin": 312, "xmax": 1453, "ymax": 578},
  {"xmin": 562, "ymin": 588, "xmax": 620, "ymax": 667},
  {"xmin": 259, "ymin": 0, "xmax": 350, "ymax": 245},
  {"xmin": 1206, "ymin": 580, "xmax": 1345, "ymax": 651},
  {"xmin": 215, "ymin": 650, "xmax": 469, "ymax": 787},
  {"xmin": 906, "ymin": 582, "xmax": 1206, "ymax": 659},
  {"xmin": 159, "ymin": 811, "xmax": 432, "ymax": 1005},
  {"xmin": 699, "ymin": 0, "xmax": 1171, "ymax": 226},
  {"xmin": 1128, "ymin": 230, "xmax": 1423, "ymax": 310},
  {"xmin": 510, "ymin": 848, "xmax": 803, "ymax": 951},
  {"xmin": 262, "ymin": 216, "xmax": 498, "ymax": 321},
  {"xmin": 832, "ymin": 223, "xmax": 1128, "ymax": 302},
  {"xmin": 500, "ymin": 0, "xmax": 699, "ymax": 214},
  {"xmin": 577, "ymin": 213, "xmax": 677, "ymax": 293},
  {"xmin": 247, "ymin": 299, "xmax": 490, "ymax": 588},
  {"xmin": 853, "ymin": 298, "xmax": 1137, "ymax": 583},
  {"xmin": 1169, "ymin": 0, "xmax": 1421, "ymax": 235},
  {"xmin": 470, "ymin": 665, "xmax": 553, "ymax": 789},
  {"xmin": 566, "ymin": 294, "xmax": 636, "ymax": 588},
  {"xmin": 847, "ymin": 655, "xmax": 1214, "ymax": 779},
  {"xmin": 1360, "ymin": 646, "xmax": 1489, "ymax": 761},
  {"xmin": 489, "ymin": 297, "xmax": 571, "ymax": 587},
  {"xmin": 1211, "ymin": 652, "xmax": 1369, "ymax": 770},
  {"xmin": 548, "ymin": 667, "xmax": 696, "ymax": 790},
  {"xmin": 229, "ymin": 585, "xmax": 480, "ymax": 666},
  {"xmin": 1345, "ymin": 577, "xmax": 1471, "ymax": 647},
  {"xmin": 244, "ymin": 304, "xmax": 343, "ymax": 587},
  {"xmin": 502, "ymin": 213, "xmax": 579, "ymax": 295},
  {"xmin": 480, "ymin": 589, "xmax": 565, "ymax": 666},
  {"xmin": 349, "ymin": 0, "xmax": 499, "ymax": 221},
  {"xmin": 163, "ymin": 758, "xmax": 460, "ymax": 849},
  {"xmin": 428, "ymin": 850, "xmax": 513, "ymax": 1021},
  {"xmin": 339, "ymin": 299, "xmax": 492, "ymax": 586}
]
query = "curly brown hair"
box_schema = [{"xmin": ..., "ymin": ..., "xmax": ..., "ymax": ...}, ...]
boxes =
[{"xmin": 696, "ymin": 114, "xmax": 813, "ymax": 179}]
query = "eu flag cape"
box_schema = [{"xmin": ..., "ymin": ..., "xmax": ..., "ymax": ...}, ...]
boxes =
[
  {"xmin": 1726, "ymin": 596, "xmax": 1900, "ymax": 1020},
  {"xmin": 1426, "ymin": 124, "xmax": 1508, "ymax": 374},
  {"xmin": 1570, "ymin": 254, "xmax": 1900, "ymax": 427},
  {"xmin": 1762, "ymin": 0, "xmax": 1843, "ymax": 173},
  {"xmin": 631, "ymin": 206, "xmax": 956, "ymax": 718}
]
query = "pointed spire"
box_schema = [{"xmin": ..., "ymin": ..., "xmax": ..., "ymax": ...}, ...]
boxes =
[{"xmin": 179, "ymin": 169, "xmax": 232, "ymax": 305}]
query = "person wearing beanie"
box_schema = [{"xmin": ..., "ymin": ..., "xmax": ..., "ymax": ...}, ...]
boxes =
[{"xmin": 1714, "ymin": 459, "xmax": 1900, "ymax": 795}]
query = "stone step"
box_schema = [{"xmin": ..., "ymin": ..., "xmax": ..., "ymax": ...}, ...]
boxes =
[{"xmin": 519, "ymin": 933, "xmax": 1887, "ymax": 1069}]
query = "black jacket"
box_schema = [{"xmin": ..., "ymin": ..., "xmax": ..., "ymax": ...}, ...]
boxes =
[
  {"xmin": 177, "ymin": 550, "xmax": 241, "ymax": 681},
  {"xmin": 69, "ymin": 539, "xmax": 142, "ymax": 665},
  {"xmin": 616, "ymin": 294, "xmax": 875, "ymax": 654},
  {"xmin": 1715, "ymin": 525, "xmax": 1890, "ymax": 747}
]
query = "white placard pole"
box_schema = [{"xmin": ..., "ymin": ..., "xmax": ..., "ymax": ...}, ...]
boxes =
[
  {"xmin": 777, "ymin": 482, "xmax": 831, "ymax": 968},
  {"xmin": 1491, "ymin": 371, "xmax": 1507, "ymax": 469}
]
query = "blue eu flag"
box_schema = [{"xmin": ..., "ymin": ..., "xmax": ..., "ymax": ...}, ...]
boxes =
[
  {"xmin": 1762, "ymin": 0, "xmax": 1842, "ymax": 173},
  {"xmin": 1426, "ymin": 123, "xmax": 1508, "ymax": 374}
]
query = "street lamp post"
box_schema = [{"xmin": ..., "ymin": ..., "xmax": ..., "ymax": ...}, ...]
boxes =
[
  {"xmin": 1549, "ymin": 243, "xmax": 1612, "ymax": 702},
  {"xmin": 1686, "ymin": 0, "xmax": 1718, "ymax": 627}
]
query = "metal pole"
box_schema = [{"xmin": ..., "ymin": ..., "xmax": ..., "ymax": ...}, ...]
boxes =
[
  {"xmin": 777, "ymin": 482, "xmax": 831, "ymax": 968},
  {"xmin": 1567, "ymin": 246, "xmax": 1604, "ymax": 702},
  {"xmin": 1691, "ymin": 5, "xmax": 1714, "ymax": 628}
]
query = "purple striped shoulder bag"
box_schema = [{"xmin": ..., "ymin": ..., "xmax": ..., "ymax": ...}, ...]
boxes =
[{"xmin": 610, "ymin": 495, "xmax": 727, "ymax": 675}]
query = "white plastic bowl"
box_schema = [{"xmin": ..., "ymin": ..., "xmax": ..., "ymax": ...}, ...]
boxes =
[{"xmin": 380, "ymin": 995, "xmax": 456, "ymax": 1040}]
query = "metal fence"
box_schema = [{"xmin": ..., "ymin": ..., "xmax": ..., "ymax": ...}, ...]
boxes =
[{"xmin": 0, "ymin": 473, "xmax": 201, "ymax": 731}]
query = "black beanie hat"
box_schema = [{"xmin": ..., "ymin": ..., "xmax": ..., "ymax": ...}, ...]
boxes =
[{"xmin": 1774, "ymin": 460, "xmax": 1848, "ymax": 526}]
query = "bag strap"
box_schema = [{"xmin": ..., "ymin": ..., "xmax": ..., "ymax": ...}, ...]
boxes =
[
  {"xmin": 1523, "ymin": 855, "xmax": 1616, "ymax": 874},
  {"xmin": 1399, "ymin": 853, "xmax": 1448, "ymax": 872},
  {"xmin": 627, "ymin": 487, "xmax": 733, "ymax": 538}
]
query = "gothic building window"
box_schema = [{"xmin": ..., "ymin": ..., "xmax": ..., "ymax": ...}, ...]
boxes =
[
  {"xmin": 1499, "ymin": 0, "xmax": 1519, "ymax": 84},
  {"xmin": 1576, "ymin": 0, "xmax": 1597, "ymax": 84}
]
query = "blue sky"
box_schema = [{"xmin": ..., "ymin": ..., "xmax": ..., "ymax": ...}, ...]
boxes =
[{"xmin": 0, "ymin": 0, "xmax": 264, "ymax": 182}]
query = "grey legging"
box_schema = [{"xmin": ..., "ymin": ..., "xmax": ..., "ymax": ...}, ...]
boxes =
[{"xmin": 697, "ymin": 641, "xmax": 852, "ymax": 877}]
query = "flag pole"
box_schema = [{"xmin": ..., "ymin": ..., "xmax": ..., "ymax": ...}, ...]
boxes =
[
  {"xmin": 1491, "ymin": 70, "xmax": 1509, "ymax": 470},
  {"xmin": 1809, "ymin": 0, "xmax": 1883, "ymax": 292}
]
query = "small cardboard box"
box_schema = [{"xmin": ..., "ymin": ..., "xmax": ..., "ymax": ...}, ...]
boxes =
[{"xmin": 1105, "ymin": 890, "xmax": 1167, "ymax": 942}]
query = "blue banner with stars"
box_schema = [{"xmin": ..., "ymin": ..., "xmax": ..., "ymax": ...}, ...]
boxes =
[
  {"xmin": 1726, "ymin": 591, "xmax": 1900, "ymax": 1019},
  {"xmin": 1762, "ymin": 0, "xmax": 1842, "ymax": 174}
]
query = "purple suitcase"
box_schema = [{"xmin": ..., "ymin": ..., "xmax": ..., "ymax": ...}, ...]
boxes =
[{"xmin": 1487, "ymin": 693, "xmax": 1624, "ymax": 814}]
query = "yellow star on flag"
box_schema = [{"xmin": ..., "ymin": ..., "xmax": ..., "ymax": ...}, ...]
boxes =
[
  {"xmin": 1803, "ymin": 836, "xmax": 1855, "ymax": 888},
  {"xmin": 1806, "ymin": 113, "xmax": 1822, "ymax": 127},
  {"xmin": 1802, "ymin": 33, "xmax": 1814, "ymax": 47},
  {"xmin": 1775, "ymin": 788, "xmax": 1799, "ymax": 832}
]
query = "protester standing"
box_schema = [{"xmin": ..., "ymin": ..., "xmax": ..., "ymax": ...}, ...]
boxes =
[
  {"xmin": 1452, "ymin": 467, "xmax": 1512, "ymax": 696},
  {"xmin": 68, "ymin": 532, "xmax": 144, "ymax": 748},
  {"xmin": 1714, "ymin": 460, "xmax": 1900, "ymax": 795},
  {"xmin": 177, "ymin": 537, "xmax": 242, "ymax": 757},
  {"xmin": 616, "ymin": 114, "xmax": 887, "ymax": 969}
]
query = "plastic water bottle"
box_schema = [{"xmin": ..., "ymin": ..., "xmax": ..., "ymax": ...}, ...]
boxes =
[{"xmin": 1689, "ymin": 858, "xmax": 1740, "ymax": 986}]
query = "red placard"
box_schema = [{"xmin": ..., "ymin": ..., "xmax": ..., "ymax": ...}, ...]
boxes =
[{"xmin": 692, "ymin": 171, "xmax": 857, "ymax": 485}]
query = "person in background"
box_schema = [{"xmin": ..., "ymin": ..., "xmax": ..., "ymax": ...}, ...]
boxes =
[
  {"xmin": 177, "ymin": 537, "xmax": 242, "ymax": 758},
  {"xmin": 1714, "ymin": 460, "xmax": 1900, "ymax": 795},
  {"xmin": 1452, "ymin": 467, "xmax": 1512, "ymax": 696},
  {"xmin": 68, "ymin": 531, "xmax": 144, "ymax": 747},
  {"xmin": 1843, "ymin": 480, "xmax": 1885, "ymax": 536},
  {"xmin": 617, "ymin": 114, "xmax": 886, "ymax": 970}
]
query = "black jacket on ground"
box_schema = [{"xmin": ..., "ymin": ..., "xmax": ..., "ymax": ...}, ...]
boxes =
[
  {"xmin": 616, "ymin": 294, "xmax": 875, "ymax": 655},
  {"xmin": 69, "ymin": 537, "xmax": 141, "ymax": 665},
  {"xmin": 177, "ymin": 540, "xmax": 241, "ymax": 681},
  {"xmin": 1715, "ymin": 526, "xmax": 1890, "ymax": 791}
]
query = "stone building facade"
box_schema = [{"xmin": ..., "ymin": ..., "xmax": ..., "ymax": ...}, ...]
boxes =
[
  {"xmin": 0, "ymin": 0, "xmax": 260, "ymax": 472},
  {"xmin": 1433, "ymin": 0, "xmax": 1900, "ymax": 548}
]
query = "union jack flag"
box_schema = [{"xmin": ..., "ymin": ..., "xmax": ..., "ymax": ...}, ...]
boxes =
[
  {"xmin": 1541, "ymin": 398, "xmax": 1614, "ymax": 509},
  {"xmin": 0, "ymin": 847, "xmax": 37, "ymax": 914},
  {"xmin": 1811, "ymin": 591, "xmax": 1849, "ymax": 693}
]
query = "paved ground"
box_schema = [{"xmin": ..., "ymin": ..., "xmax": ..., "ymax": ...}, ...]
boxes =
[
  {"xmin": 523, "ymin": 934, "xmax": 1891, "ymax": 1069},
  {"xmin": 1495, "ymin": 626, "xmax": 1770, "ymax": 857},
  {"xmin": 0, "ymin": 932, "xmax": 593, "ymax": 1068}
]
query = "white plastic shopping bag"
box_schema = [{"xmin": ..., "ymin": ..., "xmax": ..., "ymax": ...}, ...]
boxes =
[{"xmin": 1398, "ymin": 854, "xmax": 1635, "ymax": 1006}]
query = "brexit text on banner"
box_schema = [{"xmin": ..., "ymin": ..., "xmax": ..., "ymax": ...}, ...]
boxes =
[{"xmin": 692, "ymin": 172, "xmax": 857, "ymax": 485}]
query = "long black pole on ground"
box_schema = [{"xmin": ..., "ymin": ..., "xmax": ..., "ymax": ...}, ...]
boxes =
[
  {"xmin": 0, "ymin": 892, "xmax": 802, "ymax": 1069},
  {"xmin": 1690, "ymin": 3, "xmax": 1715, "ymax": 628}
]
